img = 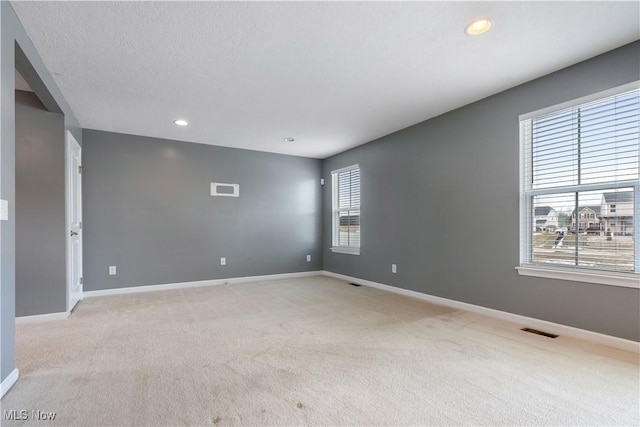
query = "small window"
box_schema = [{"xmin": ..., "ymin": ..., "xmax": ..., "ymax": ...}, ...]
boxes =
[
  {"xmin": 331, "ymin": 165, "xmax": 360, "ymax": 255},
  {"xmin": 519, "ymin": 84, "xmax": 639, "ymax": 285}
]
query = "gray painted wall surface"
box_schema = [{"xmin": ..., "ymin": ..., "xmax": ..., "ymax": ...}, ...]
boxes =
[
  {"xmin": 323, "ymin": 41, "xmax": 640, "ymax": 342},
  {"xmin": 1, "ymin": 2, "xmax": 82, "ymax": 383},
  {"xmin": 15, "ymin": 90, "xmax": 66, "ymax": 316},
  {"xmin": 82, "ymin": 130, "xmax": 322, "ymax": 291}
]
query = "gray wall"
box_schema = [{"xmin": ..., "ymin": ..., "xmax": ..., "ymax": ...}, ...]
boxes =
[
  {"xmin": 82, "ymin": 130, "xmax": 322, "ymax": 291},
  {"xmin": 323, "ymin": 41, "xmax": 640, "ymax": 342},
  {"xmin": 1, "ymin": 2, "xmax": 82, "ymax": 384},
  {"xmin": 15, "ymin": 90, "xmax": 66, "ymax": 316}
]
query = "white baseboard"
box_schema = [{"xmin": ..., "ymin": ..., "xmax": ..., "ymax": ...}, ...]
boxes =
[
  {"xmin": 83, "ymin": 271, "xmax": 323, "ymax": 298},
  {"xmin": 16, "ymin": 311, "xmax": 70, "ymax": 324},
  {"xmin": 0, "ymin": 368, "xmax": 19, "ymax": 399},
  {"xmin": 322, "ymin": 271, "xmax": 640, "ymax": 353}
]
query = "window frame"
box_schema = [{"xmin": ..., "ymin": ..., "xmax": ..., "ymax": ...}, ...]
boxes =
[
  {"xmin": 517, "ymin": 81, "xmax": 640, "ymax": 289},
  {"xmin": 330, "ymin": 164, "xmax": 361, "ymax": 255}
]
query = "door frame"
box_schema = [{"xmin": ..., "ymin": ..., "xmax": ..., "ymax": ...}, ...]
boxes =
[{"xmin": 65, "ymin": 130, "xmax": 83, "ymax": 312}]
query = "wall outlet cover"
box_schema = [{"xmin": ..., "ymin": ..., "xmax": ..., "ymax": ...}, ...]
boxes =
[
  {"xmin": 392, "ymin": 264, "xmax": 397, "ymax": 274},
  {"xmin": 109, "ymin": 266, "xmax": 116, "ymax": 275},
  {"xmin": 0, "ymin": 199, "xmax": 8, "ymax": 221},
  {"xmin": 220, "ymin": 257, "xmax": 226, "ymax": 266}
]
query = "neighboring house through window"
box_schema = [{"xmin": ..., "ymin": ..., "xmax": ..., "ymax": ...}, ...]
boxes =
[
  {"xmin": 518, "ymin": 83, "xmax": 639, "ymax": 287},
  {"xmin": 331, "ymin": 165, "xmax": 360, "ymax": 255}
]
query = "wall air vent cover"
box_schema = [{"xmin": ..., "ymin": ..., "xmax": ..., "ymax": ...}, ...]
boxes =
[
  {"xmin": 211, "ymin": 182, "xmax": 239, "ymax": 197},
  {"xmin": 521, "ymin": 327, "xmax": 558, "ymax": 338}
]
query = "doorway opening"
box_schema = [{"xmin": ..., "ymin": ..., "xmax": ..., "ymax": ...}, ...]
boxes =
[{"xmin": 15, "ymin": 46, "xmax": 81, "ymax": 318}]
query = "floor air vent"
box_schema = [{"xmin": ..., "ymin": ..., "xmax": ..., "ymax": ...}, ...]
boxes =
[
  {"xmin": 349, "ymin": 283, "xmax": 362, "ymax": 287},
  {"xmin": 521, "ymin": 327, "xmax": 558, "ymax": 338}
]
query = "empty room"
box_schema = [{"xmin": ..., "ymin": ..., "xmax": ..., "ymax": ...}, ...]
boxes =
[{"xmin": 0, "ymin": 1, "xmax": 639, "ymax": 426}]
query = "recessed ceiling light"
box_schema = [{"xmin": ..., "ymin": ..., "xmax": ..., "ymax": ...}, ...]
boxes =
[
  {"xmin": 174, "ymin": 119, "xmax": 189, "ymax": 126},
  {"xmin": 283, "ymin": 137, "xmax": 295, "ymax": 142},
  {"xmin": 465, "ymin": 19, "xmax": 493, "ymax": 36}
]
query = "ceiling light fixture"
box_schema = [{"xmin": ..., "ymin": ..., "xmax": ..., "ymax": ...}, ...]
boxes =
[
  {"xmin": 465, "ymin": 19, "xmax": 493, "ymax": 36},
  {"xmin": 283, "ymin": 137, "xmax": 295, "ymax": 142},
  {"xmin": 174, "ymin": 119, "xmax": 189, "ymax": 126}
]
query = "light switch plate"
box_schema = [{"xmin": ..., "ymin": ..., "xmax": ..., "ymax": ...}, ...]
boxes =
[{"xmin": 0, "ymin": 199, "xmax": 8, "ymax": 221}]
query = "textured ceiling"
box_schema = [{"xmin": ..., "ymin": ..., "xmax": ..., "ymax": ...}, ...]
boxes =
[{"xmin": 10, "ymin": 1, "xmax": 640, "ymax": 159}]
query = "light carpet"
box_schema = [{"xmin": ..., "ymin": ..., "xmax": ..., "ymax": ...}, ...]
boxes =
[{"xmin": 2, "ymin": 276, "xmax": 639, "ymax": 426}]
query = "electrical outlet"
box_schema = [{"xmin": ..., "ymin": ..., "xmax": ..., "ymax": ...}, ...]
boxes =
[
  {"xmin": 0, "ymin": 199, "xmax": 8, "ymax": 221},
  {"xmin": 391, "ymin": 264, "xmax": 397, "ymax": 274},
  {"xmin": 109, "ymin": 266, "xmax": 116, "ymax": 275},
  {"xmin": 306, "ymin": 255, "xmax": 311, "ymax": 262},
  {"xmin": 220, "ymin": 257, "xmax": 226, "ymax": 266}
]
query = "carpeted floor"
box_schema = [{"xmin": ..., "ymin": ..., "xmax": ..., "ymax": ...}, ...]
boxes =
[{"xmin": 2, "ymin": 276, "xmax": 639, "ymax": 426}]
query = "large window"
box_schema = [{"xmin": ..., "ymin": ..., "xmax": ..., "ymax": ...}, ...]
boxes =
[
  {"xmin": 331, "ymin": 165, "xmax": 360, "ymax": 255},
  {"xmin": 519, "ymin": 84, "xmax": 639, "ymax": 286}
]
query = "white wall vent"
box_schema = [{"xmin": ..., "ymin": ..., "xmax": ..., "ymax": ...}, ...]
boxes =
[{"xmin": 211, "ymin": 182, "xmax": 239, "ymax": 197}]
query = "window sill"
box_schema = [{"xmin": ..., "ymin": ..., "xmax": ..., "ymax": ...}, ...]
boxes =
[
  {"xmin": 516, "ymin": 265, "xmax": 639, "ymax": 289},
  {"xmin": 330, "ymin": 247, "xmax": 360, "ymax": 255}
]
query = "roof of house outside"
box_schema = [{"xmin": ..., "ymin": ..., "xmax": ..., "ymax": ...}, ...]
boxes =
[
  {"xmin": 571, "ymin": 205, "xmax": 602, "ymax": 217},
  {"xmin": 603, "ymin": 191, "xmax": 633, "ymax": 204},
  {"xmin": 534, "ymin": 206, "xmax": 554, "ymax": 216}
]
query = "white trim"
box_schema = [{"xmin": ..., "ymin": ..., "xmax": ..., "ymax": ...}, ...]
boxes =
[
  {"xmin": 331, "ymin": 164, "xmax": 361, "ymax": 254},
  {"xmin": 519, "ymin": 81, "xmax": 640, "ymax": 120},
  {"xmin": 65, "ymin": 131, "xmax": 83, "ymax": 313},
  {"xmin": 0, "ymin": 369, "xmax": 19, "ymax": 399},
  {"xmin": 83, "ymin": 271, "xmax": 323, "ymax": 298},
  {"xmin": 330, "ymin": 164, "xmax": 360, "ymax": 175},
  {"xmin": 16, "ymin": 311, "xmax": 70, "ymax": 324},
  {"xmin": 516, "ymin": 266, "xmax": 639, "ymax": 289},
  {"xmin": 634, "ymin": 184, "xmax": 640, "ymax": 274},
  {"xmin": 322, "ymin": 271, "xmax": 640, "ymax": 353},
  {"xmin": 330, "ymin": 247, "xmax": 360, "ymax": 255},
  {"xmin": 525, "ymin": 180, "xmax": 639, "ymax": 197},
  {"xmin": 519, "ymin": 85, "xmax": 640, "ymax": 277}
]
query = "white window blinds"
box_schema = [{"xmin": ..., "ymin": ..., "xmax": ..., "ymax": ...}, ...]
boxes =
[
  {"xmin": 520, "ymin": 87, "xmax": 639, "ymax": 274},
  {"xmin": 331, "ymin": 165, "xmax": 360, "ymax": 254}
]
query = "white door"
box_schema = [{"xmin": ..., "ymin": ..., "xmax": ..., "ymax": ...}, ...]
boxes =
[{"xmin": 66, "ymin": 131, "xmax": 83, "ymax": 312}]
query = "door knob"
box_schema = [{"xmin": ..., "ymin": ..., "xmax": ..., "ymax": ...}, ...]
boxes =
[{"xmin": 70, "ymin": 230, "xmax": 78, "ymax": 237}]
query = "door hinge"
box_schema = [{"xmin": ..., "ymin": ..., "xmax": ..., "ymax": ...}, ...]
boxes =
[
  {"xmin": 79, "ymin": 165, "xmax": 84, "ymax": 174},
  {"xmin": 79, "ymin": 221, "xmax": 82, "ymax": 229},
  {"xmin": 80, "ymin": 277, "xmax": 83, "ymax": 285}
]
